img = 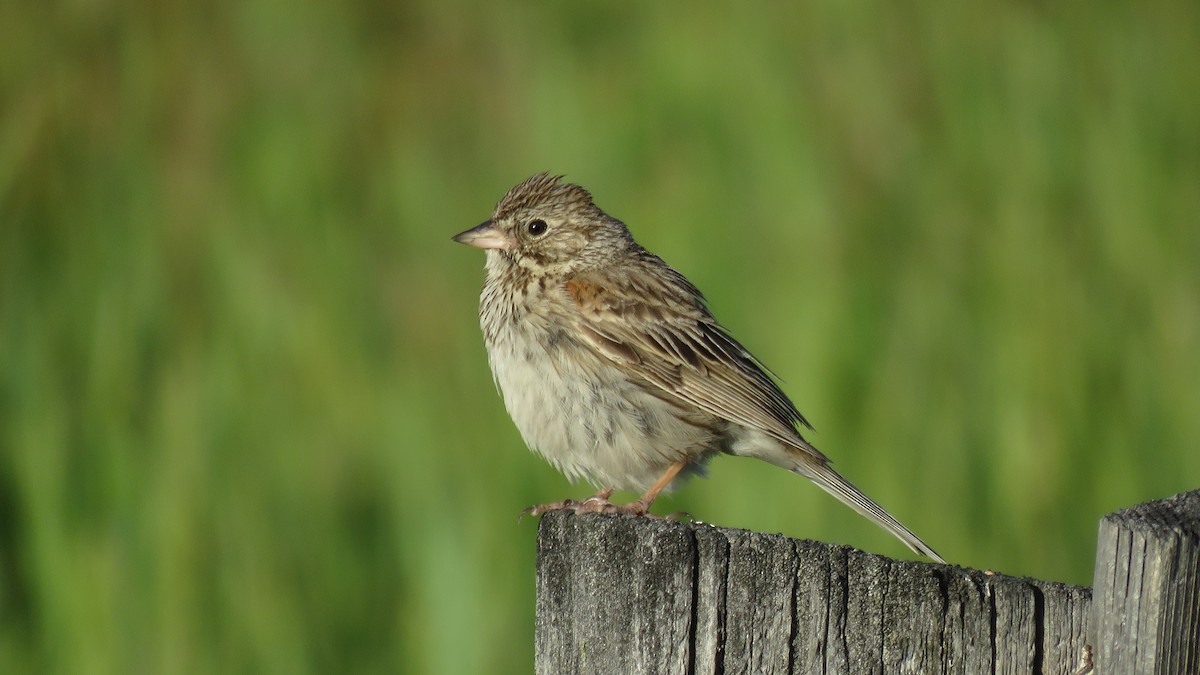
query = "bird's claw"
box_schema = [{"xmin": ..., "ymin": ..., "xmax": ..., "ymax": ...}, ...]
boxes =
[{"xmin": 518, "ymin": 491, "xmax": 687, "ymax": 521}]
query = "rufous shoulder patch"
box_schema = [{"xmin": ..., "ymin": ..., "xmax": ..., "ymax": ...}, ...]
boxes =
[{"xmin": 565, "ymin": 278, "xmax": 604, "ymax": 310}]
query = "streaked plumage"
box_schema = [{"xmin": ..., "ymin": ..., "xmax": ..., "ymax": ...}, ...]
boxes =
[{"xmin": 454, "ymin": 173, "xmax": 943, "ymax": 562}]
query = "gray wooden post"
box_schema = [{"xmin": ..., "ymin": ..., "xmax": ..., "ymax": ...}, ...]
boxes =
[
  {"xmin": 535, "ymin": 512, "xmax": 1092, "ymax": 674},
  {"xmin": 1091, "ymin": 488, "xmax": 1200, "ymax": 675}
]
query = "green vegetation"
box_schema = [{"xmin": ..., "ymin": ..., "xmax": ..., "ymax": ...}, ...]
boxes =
[{"xmin": 3, "ymin": 1, "xmax": 1197, "ymax": 672}]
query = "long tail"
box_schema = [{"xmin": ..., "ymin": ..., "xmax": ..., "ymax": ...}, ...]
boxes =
[{"xmin": 792, "ymin": 457, "xmax": 945, "ymax": 563}]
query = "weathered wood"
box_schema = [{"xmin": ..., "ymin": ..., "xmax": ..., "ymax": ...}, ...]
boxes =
[
  {"xmin": 1091, "ymin": 488, "xmax": 1200, "ymax": 675},
  {"xmin": 536, "ymin": 512, "xmax": 1091, "ymax": 674}
]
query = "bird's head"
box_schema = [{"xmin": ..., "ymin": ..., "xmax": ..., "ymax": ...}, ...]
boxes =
[{"xmin": 453, "ymin": 173, "xmax": 633, "ymax": 275}]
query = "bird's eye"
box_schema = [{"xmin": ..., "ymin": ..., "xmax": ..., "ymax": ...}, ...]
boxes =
[{"xmin": 526, "ymin": 219, "xmax": 548, "ymax": 236}]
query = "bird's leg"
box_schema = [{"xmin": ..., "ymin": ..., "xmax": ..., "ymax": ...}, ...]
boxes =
[
  {"xmin": 521, "ymin": 460, "xmax": 690, "ymax": 519},
  {"xmin": 610, "ymin": 459, "xmax": 689, "ymax": 516}
]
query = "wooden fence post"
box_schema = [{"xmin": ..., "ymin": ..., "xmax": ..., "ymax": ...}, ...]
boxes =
[
  {"xmin": 535, "ymin": 511, "xmax": 1093, "ymax": 674},
  {"xmin": 1091, "ymin": 489, "xmax": 1200, "ymax": 674}
]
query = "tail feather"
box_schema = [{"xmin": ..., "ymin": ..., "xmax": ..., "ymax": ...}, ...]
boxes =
[
  {"xmin": 793, "ymin": 459, "xmax": 945, "ymax": 563},
  {"xmin": 729, "ymin": 429, "xmax": 945, "ymax": 562}
]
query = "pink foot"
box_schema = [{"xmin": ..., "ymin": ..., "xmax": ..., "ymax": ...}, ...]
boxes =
[{"xmin": 520, "ymin": 489, "xmax": 690, "ymax": 520}]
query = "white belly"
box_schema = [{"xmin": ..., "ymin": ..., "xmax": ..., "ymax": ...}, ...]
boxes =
[{"xmin": 486, "ymin": 320, "xmax": 719, "ymax": 492}]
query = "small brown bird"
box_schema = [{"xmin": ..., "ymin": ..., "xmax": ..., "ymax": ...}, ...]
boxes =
[{"xmin": 454, "ymin": 173, "xmax": 943, "ymax": 562}]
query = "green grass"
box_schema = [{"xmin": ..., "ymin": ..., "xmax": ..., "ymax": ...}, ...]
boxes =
[{"xmin": 2, "ymin": 1, "xmax": 1198, "ymax": 672}]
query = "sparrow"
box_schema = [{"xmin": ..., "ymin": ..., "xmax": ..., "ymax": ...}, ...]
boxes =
[{"xmin": 454, "ymin": 173, "xmax": 943, "ymax": 561}]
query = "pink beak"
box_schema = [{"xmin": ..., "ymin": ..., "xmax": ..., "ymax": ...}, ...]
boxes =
[{"xmin": 452, "ymin": 220, "xmax": 514, "ymax": 251}]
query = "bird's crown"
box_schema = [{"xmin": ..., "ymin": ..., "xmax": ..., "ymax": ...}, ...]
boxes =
[{"xmin": 493, "ymin": 173, "xmax": 598, "ymax": 222}]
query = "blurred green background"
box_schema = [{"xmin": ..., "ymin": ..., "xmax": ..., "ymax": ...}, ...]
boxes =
[{"xmin": 3, "ymin": 1, "xmax": 1198, "ymax": 672}]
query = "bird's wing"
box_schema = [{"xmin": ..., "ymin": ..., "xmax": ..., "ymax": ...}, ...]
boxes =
[
  {"xmin": 563, "ymin": 262, "xmax": 825, "ymax": 462},
  {"xmin": 563, "ymin": 262, "xmax": 947, "ymax": 562}
]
